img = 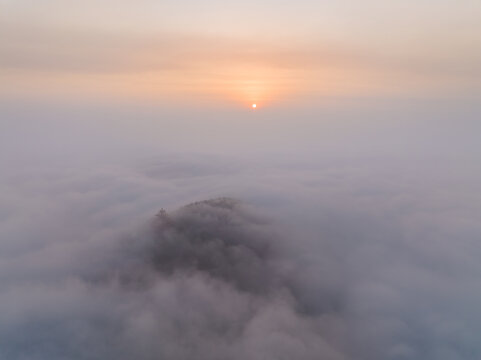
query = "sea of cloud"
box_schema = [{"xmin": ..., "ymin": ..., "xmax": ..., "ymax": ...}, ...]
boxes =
[{"xmin": 1, "ymin": 151, "xmax": 480, "ymax": 360}]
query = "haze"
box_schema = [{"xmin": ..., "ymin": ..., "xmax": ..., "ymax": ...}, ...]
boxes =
[{"xmin": 1, "ymin": 1, "xmax": 481, "ymax": 360}]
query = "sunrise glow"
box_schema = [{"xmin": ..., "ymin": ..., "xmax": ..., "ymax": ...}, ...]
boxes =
[{"xmin": 2, "ymin": 1, "xmax": 481, "ymax": 359}]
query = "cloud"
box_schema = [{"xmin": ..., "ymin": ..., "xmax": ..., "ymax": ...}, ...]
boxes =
[
  {"xmin": 0, "ymin": 192, "xmax": 345, "ymax": 359},
  {"xmin": 3, "ymin": 20, "xmax": 481, "ymax": 104},
  {"xmin": 0, "ymin": 154, "xmax": 481, "ymax": 359}
]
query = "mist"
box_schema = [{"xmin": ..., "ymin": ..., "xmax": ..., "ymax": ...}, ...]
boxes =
[
  {"xmin": 2, "ymin": 0, "xmax": 481, "ymax": 357},
  {"xmin": 1, "ymin": 96, "xmax": 481, "ymax": 359}
]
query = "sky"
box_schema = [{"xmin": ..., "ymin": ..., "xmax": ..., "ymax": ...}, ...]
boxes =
[
  {"xmin": 1, "ymin": 1, "xmax": 481, "ymax": 360},
  {"xmin": 2, "ymin": 0, "xmax": 481, "ymax": 107}
]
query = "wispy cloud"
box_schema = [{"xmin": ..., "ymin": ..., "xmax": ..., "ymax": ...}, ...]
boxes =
[{"xmin": 2, "ymin": 22, "xmax": 480, "ymax": 105}]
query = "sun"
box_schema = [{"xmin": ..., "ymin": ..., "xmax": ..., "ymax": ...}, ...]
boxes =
[{"xmin": 252, "ymin": 104, "xmax": 257, "ymax": 109}]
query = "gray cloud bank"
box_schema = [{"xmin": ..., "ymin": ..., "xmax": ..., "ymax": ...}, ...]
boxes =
[{"xmin": 0, "ymin": 154, "xmax": 481, "ymax": 360}]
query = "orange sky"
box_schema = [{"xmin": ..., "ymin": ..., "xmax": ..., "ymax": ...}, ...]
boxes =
[{"xmin": 1, "ymin": 0, "xmax": 480, "ymax": 107}]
